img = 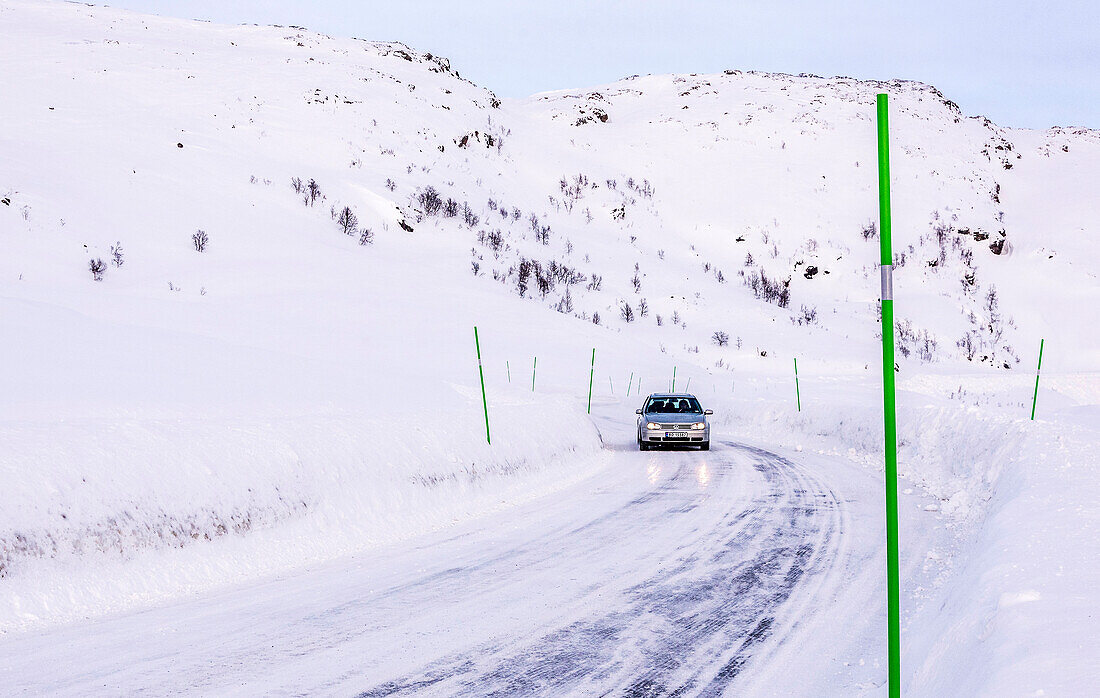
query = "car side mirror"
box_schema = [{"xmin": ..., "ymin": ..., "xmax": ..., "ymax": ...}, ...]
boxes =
[
  {"xmin": 635, "ymin": 409, "xmax": 643, "ymax": 415},
  {"xmin": 704, "ymin": 409, "xmax": 713, "ymax": 415}
]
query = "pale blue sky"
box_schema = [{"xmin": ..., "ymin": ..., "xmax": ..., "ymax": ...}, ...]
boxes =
[{"xmin": 105, "ymin": 1, "xmax": 1097, "ymax": 129}]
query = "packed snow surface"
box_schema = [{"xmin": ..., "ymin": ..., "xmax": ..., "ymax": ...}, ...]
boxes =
[{"xmin": 0, "ymin": 0, "xmax": 1097, "ymax": 694}]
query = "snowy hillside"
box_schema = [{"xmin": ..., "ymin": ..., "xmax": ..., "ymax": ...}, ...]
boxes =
[{"xmin": 1, "ymin": 0, "xmax": 1097, "ymax": 694}]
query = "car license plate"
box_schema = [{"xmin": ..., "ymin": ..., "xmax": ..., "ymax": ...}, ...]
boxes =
[{"xmin": 666, "ymin": 431, "xmax": 689, "ymax": 439}]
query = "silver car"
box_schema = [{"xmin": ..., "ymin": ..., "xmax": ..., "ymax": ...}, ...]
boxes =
[{"xmin": 635, "ymin": 393, "xmax": 712, "ymax": 451}]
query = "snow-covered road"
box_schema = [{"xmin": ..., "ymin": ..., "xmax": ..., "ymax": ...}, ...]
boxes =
[{"xmin": 0, "ymin": 414, "xmax": 886, "ymax": 696}]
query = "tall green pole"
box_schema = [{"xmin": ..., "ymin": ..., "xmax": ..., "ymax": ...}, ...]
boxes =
[
  {"xmin": 587, "ymin": 348, "xmax": 596, "ymax": 414},
  {"xmin": 794, "ymin": 357, "xmax": 802, "ymax": 412},
  {"xmin": 877, "ymin": 92, "xmax": 901, "ymax": 698},
  {"xmin": 506, "ymin": 360, "xmax": 511, "ymax": 383},
  {"xmin": 474, "ymin": 326, "xmax": 491, "ymax": 445},
  {"xmin": 672, "ymin": 366, "xmax": 677, "ymax": 392},
  {"xmin": 627, "ymin": 371, "xmax": 634, "ymax": 397},
  {"xmin": 532, "ymin": 356, "xmax": 537, "ymax": 392},
  {"xmin": 685, "ymin": 376, "xmax": 691, "ymax": 392},
  {"xmin": 1030, "ymin": 339, "xmax": 1044, "ymax": 420}
]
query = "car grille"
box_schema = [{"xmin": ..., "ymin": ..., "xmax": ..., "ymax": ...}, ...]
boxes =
[{"xmin": 659, "ymin": 423, "xmax": 694, "ymax": 430}]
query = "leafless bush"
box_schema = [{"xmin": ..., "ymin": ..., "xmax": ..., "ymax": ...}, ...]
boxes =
[
  {"xmin": 291, "ymin": 176, "xmax": 303, "ymax": 194},
  {"xmin": 555, "ymin": 287, "xmax": 574, "ymax": 313},
  {"xmin": 110, "ymin": 242, "xmax": 124, "ymax": 267},
  {"xmin": 712, "ymin": 331, "xmax": 729, "ymax": 346},
  {"xmin": 337, "ymin": 206, "xmax": 358, "ymax": 235},
  {"xmin": 638, "ymin": 298, "xmax": 649, "ymax": 317},
  {"xmin": 88, "ymin": 258, "xmax": 106, "ymax": 281},
  {"xmin": 306, "ymin": 179, "xmax": 322, "ymax": 206},
  {"xmin": 462, "ymin": 203, "xmax": 479, "ymax": 227},
  {"xmin": 443, "ymin": 198, "xmax": 459, "ymax": 217},
  {"xmin": 795, "ymin": 305, "xmax": 817, "ymax": 325},
  {"xmin": 385, "ymin": 178, "xmax": 396, "ymax": 192},
  {"xmin": 897, "ymin": 319, "xmax": 937, "ymax": 363},
  {"xmin": 359, "ymin": 228, "xmax": 374, "ymax": 245},
  {"xmin": 587, "ymin": 274, "xmax": 603, "ymax": 291},
  {"xmin": 192, "ymin": 230, "xmax": 209, "ymax": 252},
  {"xmin": 745, "ymin": 268, "xmax": 790, "ymax": 307},
  {"xmin": 861, "ymin": 221, "xmax": 877, "ymax": 240},
  {"xmin": 620, "ymin": 302, "xmax": 635, "ymax": 322},
  {"xmin": 417, "ymin": 186, "xmax": 443, "ymax": 216}
]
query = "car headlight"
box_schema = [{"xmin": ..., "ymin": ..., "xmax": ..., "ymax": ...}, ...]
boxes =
[
  {"xmin": 646, "ymin": 422, "xmax": 659, "ymax": 430},
  {"xmin": 691, "ymin": 422, "xmax": 706, "ymax": 430}
]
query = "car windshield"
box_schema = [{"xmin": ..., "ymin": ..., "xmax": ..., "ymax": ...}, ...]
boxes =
[{"xmin": 645, "ymin": 397, "xmax": 702, "ymax": 414}]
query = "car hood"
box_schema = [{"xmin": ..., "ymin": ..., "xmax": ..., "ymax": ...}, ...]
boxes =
[{"xmin": 644, "ymin": 413, "xmax": 705, "ymax": 424}]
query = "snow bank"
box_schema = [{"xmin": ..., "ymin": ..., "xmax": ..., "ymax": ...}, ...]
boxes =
[
  {"xmin": 0, "ymin": 395, "xmax": 607, "ymax": 633},
  {"xmin": 706, "ymin": 373, "xmax": 1099, "ymax": 696}
]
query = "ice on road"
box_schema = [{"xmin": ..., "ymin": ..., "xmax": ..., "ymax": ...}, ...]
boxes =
[{"xmin": 0, "ymin": 415, "xmax": 884, "ymax": 696}]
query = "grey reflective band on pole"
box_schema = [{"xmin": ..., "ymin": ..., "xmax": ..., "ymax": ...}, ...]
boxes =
[{"xmin": 881, "ymin": 264, "xmax": 894, "ymax": 301}]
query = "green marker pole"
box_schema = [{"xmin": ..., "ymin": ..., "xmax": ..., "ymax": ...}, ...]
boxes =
[
  {"xmin": 672, "ymin": 366, "xmax": 677, "ymax": 392},
  {"xmin": 685, "ymin": 377, "xmax": 691, "ymax": 392},
  {"xmin": 1030, "ymin": 339, "xmax": 1044, "ymax": 420},
  {"xmin": 627, "ymin": 372, "xmax": 634, "ymax": 397},
  {"xmin": 877, "ymin": 92, "xmax": 901, "ymax": 698},
  {"xmin": 794, "ymin": 357, "xmax": 801, "ymax": 412},
  {"xmin": 506, "ymin": 360, "xmax": 511, "ymax": 383},
  {"xmin": 532, "ymin": 356, "xmax": 537, "ymax": 392},
  {"xmin": 587, "ymin": 348, "xmax": 596, "ymax": 414},
  {"xmin": 474, "ymin": 326, "xmax": 491, "ymax": 445}
]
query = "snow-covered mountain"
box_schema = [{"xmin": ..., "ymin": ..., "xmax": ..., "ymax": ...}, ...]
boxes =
[{"xmin": 1, "ymin": 1, "xmax": 1097, "ymax": 694}]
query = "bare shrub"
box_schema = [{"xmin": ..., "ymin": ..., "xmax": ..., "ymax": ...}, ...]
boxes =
[
  {"xmin": 620, "ymin": 302, "xmax": 635, "ymax": 322},
  {"xmin": 192, "ymin": 230, "xmax": 209, "ymax": 252},
  {"xmin": 88, "ymin": 258, "xmax": 106, "ymax": 281},
  {"xmin": 337, "ymin": 206, "xmax": 358, "ymax": 235},
  {"xmin": 417, "ymin": 186, "xmax": 443, "ymax": 216},
  {"xmin": 462, "ymin": 203, "xmax": 479, "ymax": 227},
  {"xmin": 712, "ymin": 331, "xmax": 729, "ymax": 346},
  {"xmin": 307, "ymin": 179, "xmax": 322, "ymax": 206},
  {"xmin": 359, "ymin": 228, "xmax": 374, "ymax": 245},
  {"xmin": 110, "ymin": 242, "xmax": 124, "ymax": 268},
  {"xmin": 745, "ymin": 268, "xmax": 790, "ymax": 307},
  {"xmin": 555, "ymin": 287, "xmax": 574, "ymax": 313}
]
